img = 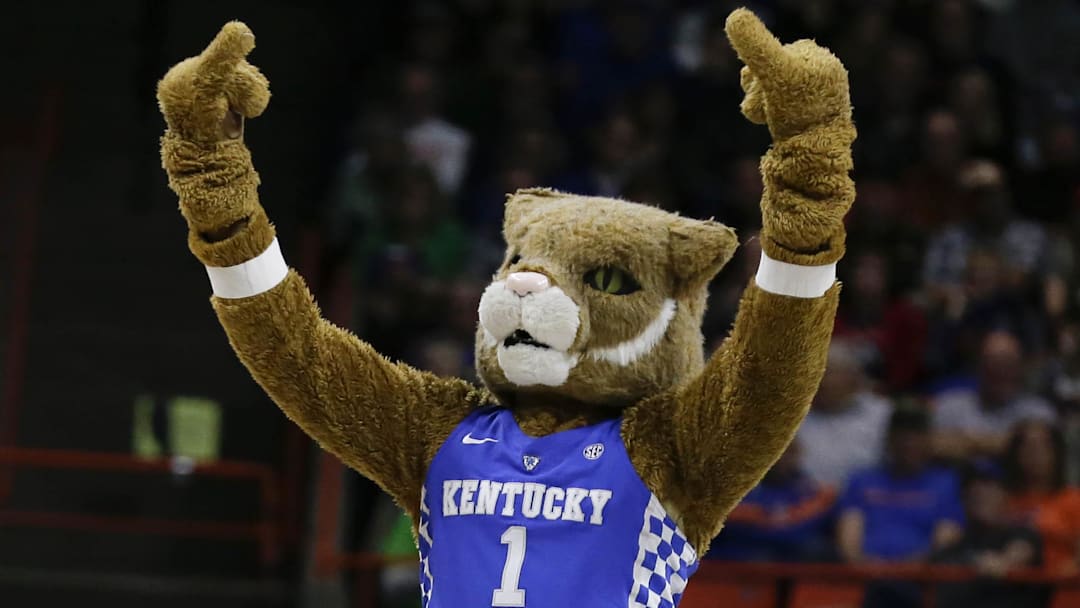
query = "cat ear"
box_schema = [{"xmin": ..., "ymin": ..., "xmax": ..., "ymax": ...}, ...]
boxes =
[
  {"xmin": 669, "ymin": 217, "xmax": 738, "ymax": 293},
  {"xmin": 503, "ymin": 187, "xmax": 566, "ymax": 237}
]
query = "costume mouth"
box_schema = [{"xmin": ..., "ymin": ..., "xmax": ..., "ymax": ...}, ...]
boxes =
[{"xmin": 503, "ymin": 329, "xmax": 550, "ymax": 350}]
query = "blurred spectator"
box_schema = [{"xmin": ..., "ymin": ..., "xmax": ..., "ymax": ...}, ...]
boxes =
[
  {"xmin": 324, "ymin": 108, "xmax": 408, "ymax": 270},
  {"xmin": 1003, "ymin": 420, "xmax": 1080, "ymax": 575},
  {"xmin": 845, "ymin": 180, "xmax": 926, "ymax": 294},
  {"xmin": 835, "ymin": 249, "xmax": 928, "ymax": 391},
  {"xmin": 368, "ymin": 164, "xmax": 471, "ymax": 280},
  {"xmin": 1004, "ymin": 419, "xmax": 1069, "ymax": 523},
  {"xmin": 706, "ymin": 441, "xmax": 837, "ymax": 563},
  {"xmin": 922, "ymin": 160, "xmax": 1047, "ymax": 293},
  {"xmin": 399, "ymin": 63, "xmax": 473, "ymax": 196},
  {"xmin": 898, "ymin": 110, "xmax": 968, "ymax": 229},
  {"xmin": 492, "ymin": 50, "xmax": 556, "ymax": 132},
  {"xmin": 836, "ymin": 407, "xmax": 964, "ymax": 564},
  {"xmin": 947, "ymin": 67, "xmax": 1012, "ymax": 165},
  {"xmin": 925, "ymin": 0, "xmax": 986, "ymax": 77},
  {"xmin": 358, "ymin": 165, "xmax": 474, "ymax": 359},
  {"xmin": 553, "ymin": 107, "xmax": 645, "ymax": 198},
  {"xmin": 462, "ymin": 148, "xmax": 547, "ymax": 241},
  {"xmin": 798, "ymin": 340, "xmax": 893, "ymax": 487},
  {"xmin": 852, "ymin": 37, "xmax": 928, "ymax": 177},
  {"xmin": 932, "ymin": 331, "xmax": 1056, "ymax": 459},
  {"xmin": 834, "ymin": 5, "xmax": 892, "ymax": 88},
  {"xmin": 919, "ymin": 162, "xmax": 1049, "ymax": 364},
  {"xmin": 932, "ymin": 461, "xmax": 1043, "ymax": 608},
  {"xmin": 554, "ymin": 2, "xmax": 675, "ymax": 130},
  {"xmin": 924, "ymin": 245, "xmax": 1046, "ymax": 376}
]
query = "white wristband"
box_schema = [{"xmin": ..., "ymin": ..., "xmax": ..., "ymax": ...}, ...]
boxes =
[
  {"xmin": 755, "ymin": 251, "xmax": 836, "ymax": 298},
  {"xmin": 205, "ymin": 238, "xmax": 289, "ymax": 299}
]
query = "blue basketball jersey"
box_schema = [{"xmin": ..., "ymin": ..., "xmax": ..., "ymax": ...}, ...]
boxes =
[{"xmin": 420, "ymin": 407, "xmax": 699, "ymax": 607}]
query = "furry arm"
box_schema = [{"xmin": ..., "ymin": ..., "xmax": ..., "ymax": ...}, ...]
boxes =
[
  {"xmin": 157, "ymin": 23, "xmax": 478, "ymax": 515},
  {"xmin": 624, "ymin": 9, "xmax": 853, "ymax": 550}
]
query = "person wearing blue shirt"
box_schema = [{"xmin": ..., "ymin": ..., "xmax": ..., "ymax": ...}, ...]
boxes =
[
  {"xmin": 837, "ymin": 406, "xmax": 965, "ymax": 564},
  {"xmin": 707, "ymin": 440, "xmax": 838, "ymax": 562},
  {"xmin": 837, "ymin": 406, "xmax": 965, "ymax": 608}
]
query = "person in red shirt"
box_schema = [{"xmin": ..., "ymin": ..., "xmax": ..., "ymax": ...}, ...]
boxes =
[{"xmin": 834, "ymin": 249, "xmax": 928, "ymax": 393}]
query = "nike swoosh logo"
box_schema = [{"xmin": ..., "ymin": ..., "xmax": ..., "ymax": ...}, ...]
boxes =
[{"xmin": 462, "ymin": 433, "xmax": 499, "ymax": 445}]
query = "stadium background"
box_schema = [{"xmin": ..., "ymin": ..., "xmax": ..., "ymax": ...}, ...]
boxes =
[{"xmin": 1, "ymin": 0, "xmax": 1079, "ymax": 606}]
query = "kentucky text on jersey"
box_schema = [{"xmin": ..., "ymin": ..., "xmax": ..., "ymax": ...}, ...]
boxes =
[
  {"xmin": 420, "ymin": 408, "xmax": 699, "ymax": 607},
  {"xmin": 442, "ymin": 479, "xmax": 613, "ymax": 524}
]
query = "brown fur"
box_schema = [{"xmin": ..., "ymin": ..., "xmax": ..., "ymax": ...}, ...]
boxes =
[
  {"xmin": 211, "ymin": 271, "xmax": 484, "ymax": 517},
  {"xmin": 157, "ymin": 8, "xmax": 854, "ymax": 554}
]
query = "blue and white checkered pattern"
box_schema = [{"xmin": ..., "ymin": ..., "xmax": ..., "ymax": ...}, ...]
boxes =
[
  {"xmin": 628, "ymin": 496, "xmax": 699, "ymax": 608},
  {"xmin": 418, "ymin": 488, "xmax": 435, "ymax": 608}
]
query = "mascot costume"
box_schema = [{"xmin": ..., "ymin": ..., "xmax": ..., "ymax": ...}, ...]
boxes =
[{"xmin": 157, "ymin": 8, "xmax": 855, "ymax": 607}]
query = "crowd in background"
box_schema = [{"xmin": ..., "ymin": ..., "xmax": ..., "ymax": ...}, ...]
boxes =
[{"xmin": 317, "ymin": 1, "xmax": 1080, "ymax": 606}]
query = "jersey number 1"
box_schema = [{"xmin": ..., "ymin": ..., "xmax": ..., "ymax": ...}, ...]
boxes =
[{"xmin": 492, "ymin": 526, "xmax": 526, "ymax": 606}]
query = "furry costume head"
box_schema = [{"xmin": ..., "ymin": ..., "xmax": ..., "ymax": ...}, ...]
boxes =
[{"xmin": 477, "ymin": 188, "xmax": 738, "ymax": 407}]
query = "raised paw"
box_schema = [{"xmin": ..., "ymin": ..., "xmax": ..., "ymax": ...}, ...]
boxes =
[
  {"xmin": 157, "ymin": 22, "xmax": 271, "ymax": 144},
  {"xmin": 725, "ymin": 8, "xmax": 850, "ymax": 139}
]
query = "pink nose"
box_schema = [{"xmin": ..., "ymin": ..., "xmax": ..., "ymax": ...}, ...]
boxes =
[{"xmin": 506, "ymin": 272, "xmax": 550, "ymax": 296}]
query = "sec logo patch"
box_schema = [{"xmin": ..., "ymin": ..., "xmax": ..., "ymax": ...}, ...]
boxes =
[{"xmin": 583, "ymin": 443, "xmax": 605, "ymax": 460}]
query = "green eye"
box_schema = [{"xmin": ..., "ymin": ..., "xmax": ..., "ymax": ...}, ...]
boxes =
[{"xmin": 584, "ymin": 267, "xmax": 640, "ymax": 295}]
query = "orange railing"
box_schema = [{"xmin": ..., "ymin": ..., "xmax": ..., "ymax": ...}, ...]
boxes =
[
  {"xmin": 331, "ymin": 555, "xmax": 1080, "ymax": 608},
  {"xmin": 0, "ymin": 446, "xmax": 282, "ymax": 567}
]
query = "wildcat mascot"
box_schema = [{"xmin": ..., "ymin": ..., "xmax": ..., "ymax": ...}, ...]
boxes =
[{"xmin": 158, "ymin": 8, "xmax": 854, "ymax": 606}]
